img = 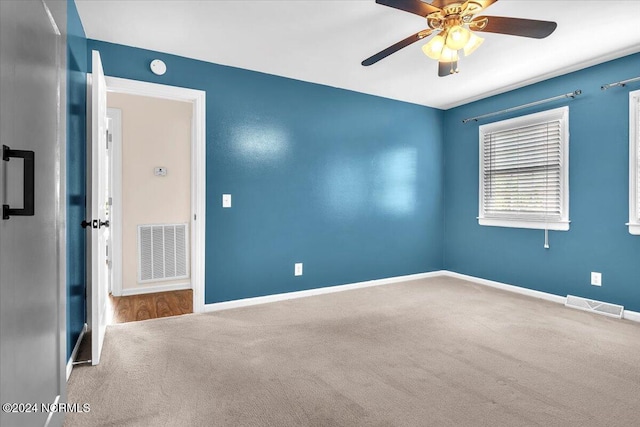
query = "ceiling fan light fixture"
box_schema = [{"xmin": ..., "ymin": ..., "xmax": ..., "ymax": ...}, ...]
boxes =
[
  {"xmin": 445, "ymin": 25, "xmax": 471, "ymax": 50},
  {"xmin": 422, "ymin": 33, "xmax": 446, "ymax": 60},
  {"xmin": 440, "ymin": 46, "xmax": 459, "ymax": 63},
  {"xmin": 469, "ymin": 16, "xmax": 489, "ymax": 31},
  {"xmin": 463, "ymin": 32, "xmax": 484, "ymax": 56}
]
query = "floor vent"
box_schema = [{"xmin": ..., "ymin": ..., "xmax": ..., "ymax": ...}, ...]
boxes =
[
  {"xmin": 138, "ymin": 223, "xmax": 189, "ymax": 283},
  {"xmin": 565, "ymin": 295, "xmax": 623, "ymax": 319}
]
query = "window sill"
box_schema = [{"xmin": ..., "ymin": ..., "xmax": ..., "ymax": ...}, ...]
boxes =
[
  {"xmin": 628, "ymin": 223, "xmax": 640, "ymax": 235},
  {"xmin": 478, "ymin": 218, "xmax": 570, "ymax": 231}
]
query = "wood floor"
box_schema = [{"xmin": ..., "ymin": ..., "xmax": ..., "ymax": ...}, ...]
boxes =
[{"xmin": 109, "ymin": 289, "xmax": 192, "ymax": 323}]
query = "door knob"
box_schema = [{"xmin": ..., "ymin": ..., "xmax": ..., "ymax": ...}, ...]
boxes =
[{"xmin": 81, "ymin": 219, "xmax": 109, "ymax": 229}]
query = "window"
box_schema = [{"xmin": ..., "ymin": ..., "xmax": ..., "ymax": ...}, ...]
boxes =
[
  {"xmin": 630, "ymin": 90, "xmax": 640, "ymax": 235},
  {"xmin": 479, "ymin": 106, "xmax": 569, "ymax": 230}
]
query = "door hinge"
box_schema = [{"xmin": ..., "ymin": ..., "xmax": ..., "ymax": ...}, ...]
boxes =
[
  {"xmin": 194, "ymin": 214, "xmax": 197, "ymax": 221},
  {"xmin": 108, "ymin": 197, "xmax": 113, "ymax": 206},
  {"xmin": 106, "ymin": 130, "xmax": 111, "ymax": 149}
]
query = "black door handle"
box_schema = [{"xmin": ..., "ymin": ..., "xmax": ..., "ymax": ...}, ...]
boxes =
[
  {"xmin": 2, "ymin": 145, "xmax": 35, "ymax": 220},
  {"xmin": 81, "ymin": 219, "xmax": 110, "ymax": 229}
]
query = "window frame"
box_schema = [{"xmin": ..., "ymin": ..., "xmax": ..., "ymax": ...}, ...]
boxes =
[
  {"xmin": 629, "ymin": 89, "xmax": 640, "ymax": 235},
  {"xmin": 478, "ymin": 106, "xmax": 570, "ymax": 231}
]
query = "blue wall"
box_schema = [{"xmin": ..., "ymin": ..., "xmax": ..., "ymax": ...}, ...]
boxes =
[
  {"xmin": 87, "ymin": 40, "xmax": 445, "ymax": 304},
  {"xmin": 443, "ymin": 53, "xmax": 640, "ymax": 312},
  {"xmin": 67, "ymin": 0, "xmax": 87, "ymax": 359}
]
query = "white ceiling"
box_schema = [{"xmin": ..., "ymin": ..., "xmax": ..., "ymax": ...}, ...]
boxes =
[{"xmin": 75, "ymin": 0, "xmax": 640, "ymax": 109}]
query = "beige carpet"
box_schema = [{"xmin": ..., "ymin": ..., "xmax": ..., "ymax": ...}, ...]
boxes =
[{"xmin": 66, "ymin": 277, "xmax": 640, "ymax": 427}]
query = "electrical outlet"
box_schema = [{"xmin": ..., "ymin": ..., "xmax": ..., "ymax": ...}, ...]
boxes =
[
  {"xmin": 294, "ymin": 263, "xmax": 303, "ymax": 276},
  {"xmin": 591, "ymin": 272, "xmax": 602, "ymax": 286}
]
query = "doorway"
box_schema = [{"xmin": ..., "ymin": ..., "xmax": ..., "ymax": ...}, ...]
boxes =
[
  {"xmin": 84, "ymin": 74, "xmax": 206, "ymax": 366},
  {"xmin": 103, "ymin": 77, "xmax": 206, "ymax": 315}
]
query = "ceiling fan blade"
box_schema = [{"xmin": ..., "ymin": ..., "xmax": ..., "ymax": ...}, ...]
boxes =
[
  {"xmin": 362, "ymin": 30, "xmax": 433, "ymax": 66},
  {"xmin": 375, "ymin": 0, "xmax": 441, "ymax": 17},
  {"xmin": 438, "ymin": 61, "xmax": 458, "ymax": 77},
  {"xmin": 434, "ymin": 0, "xmax": 497, "ymax": 10},
  {"xmin": 473, "ymin": 16, "xmax": 557, "ymax": 38},
  {"xmin": 471, "ymin": 0, "xmax": 498, "ymax": 11}
]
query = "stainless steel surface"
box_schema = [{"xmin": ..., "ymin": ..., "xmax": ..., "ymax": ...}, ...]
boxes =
[{"xmin": 0, "ymin": 1, "xmax": 67, "ymax": 426}]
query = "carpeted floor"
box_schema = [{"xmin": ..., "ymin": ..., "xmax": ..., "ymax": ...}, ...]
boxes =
[{"xmin": 65, "ymin": 276, "xmax": 640, "ymax": 427}]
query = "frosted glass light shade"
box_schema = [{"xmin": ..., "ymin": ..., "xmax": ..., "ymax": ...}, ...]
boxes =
[
  {"xmin": 446, "ymin": 26, "xmax": 470, "ymax": 50},
  {"xmin": 440, "ymin": 46, "xmax": 459, "ymax": 63},
  {"xmin": 422, "ymin": 33, "xmax": 446, "ymax": 60},
  {"xmin": 463, "ymin": 32, "xmax": 484, "ymax": 56}
]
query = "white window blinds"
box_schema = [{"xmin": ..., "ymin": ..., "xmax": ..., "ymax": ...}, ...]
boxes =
[
  {"xmin": 479, "ymin": 107, "xmax": 569, "ymax": 231},
  {"xmin": 630, "ymin": 90, "xmax": 640, "ymax": 235}
]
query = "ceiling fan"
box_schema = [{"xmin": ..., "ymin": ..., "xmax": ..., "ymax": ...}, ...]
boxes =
[{"xmin": 362, "ymin": 0, "xmax": 557, "ymax": 76}]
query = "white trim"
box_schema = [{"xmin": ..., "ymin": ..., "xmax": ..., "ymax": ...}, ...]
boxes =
[
  {"xmin": 629, "ymin": 89, "xmax": 640, "ymax": 235},
  {"xmin": 120, "ymin": 281, "xmax": 191, "ymax": 296},
  {"xmin": 102, "ymin": 76, "xmax": 206, "ymax": 313},
  {"xmin": 203, "ymin": 271, "xmax": 446, "ymax": 312},
  {"xmin": 441, "ymin": 271, "xmax": 567, "ymax": 304},
  {"xmin": 623, "ymin": 309, "xmax": 640, "ymax": 323},
  {"xmin": 201, "ymin": 270, "xmax": 640, "ymax": 324},
  {"xmin": 65, "ymin": 323, "xmax": 87, "ymax": 381},
  {"xmin": 478, "ymin": 106, "xmax": 570, "ymax": 232},
  {"xmin": 107, "ymin": 108, "xmax": 123, "ymax": 295},
  {"xmin": 441, "ymin": 271, "xmax": 640, "ymax": 323},
  {"xmin": 478, "ymin": 218, "xmax": 570, "ymax": 231}
]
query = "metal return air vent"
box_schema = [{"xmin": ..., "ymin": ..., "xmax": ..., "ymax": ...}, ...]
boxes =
[
  {"xmin": 138, "ymin": 223, "xmax": 189, "ymax": 283},
  {"xmin": 565, "ymin": 295, "xmax": 623, "ymax": 319}
]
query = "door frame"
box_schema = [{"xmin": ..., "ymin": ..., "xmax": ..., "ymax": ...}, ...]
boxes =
[{"xmin": 101, "ymin": 76, "xmax": 206, "ymax": 313}]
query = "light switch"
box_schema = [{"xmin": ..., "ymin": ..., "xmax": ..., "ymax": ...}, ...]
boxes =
[{"xmin": 222, "ymin": 194, "xmax": 232, "ymax": 208}]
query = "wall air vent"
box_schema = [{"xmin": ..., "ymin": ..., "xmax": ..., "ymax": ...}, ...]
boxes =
[
  {"xmin": 565, "ymin": 295, "xmax": 623, "ymax": 319},
  {"xmin": 138, "ymin": 223, "xmax": 188, "ymax": 283}
]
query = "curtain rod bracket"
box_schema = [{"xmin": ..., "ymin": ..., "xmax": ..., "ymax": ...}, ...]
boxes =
[
  {"xmin": 462, "ymin": 90, "xmax": 582, "ymax": 124},
  {"xmin": 601, "ymin": 76, "xmax": 640, "ymax": 90}
]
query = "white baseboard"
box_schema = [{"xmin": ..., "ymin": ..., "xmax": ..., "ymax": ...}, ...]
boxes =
[
  {"xmin": 441, "ymin": 271, "xmax": 640, "ymax": 323},
  {"xmin": 441, "ymin": 271, "xmax": 567, "ymax": 304},
  {"xmin": 623, "ymin": 309, "xmax": 640, "ymax": 322},
  {"xmin": 121, "ymin": 281, "xmax": 191, "ymax": 296},
  {"xmin": 201, "ymin": 269, "xmax": 640, "ymax": 324},
  {"xmin": 203, "ymin": 271, "xmax": 446, "ymax": 313},
  {"xmin": 66, "ymin": 323, "xmax": 87, "ymax": 381}
]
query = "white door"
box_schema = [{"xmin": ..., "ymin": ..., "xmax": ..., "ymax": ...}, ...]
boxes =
[{"xmin": 88, "ymin": 50, "xmax": 111, "ymax": 365}]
